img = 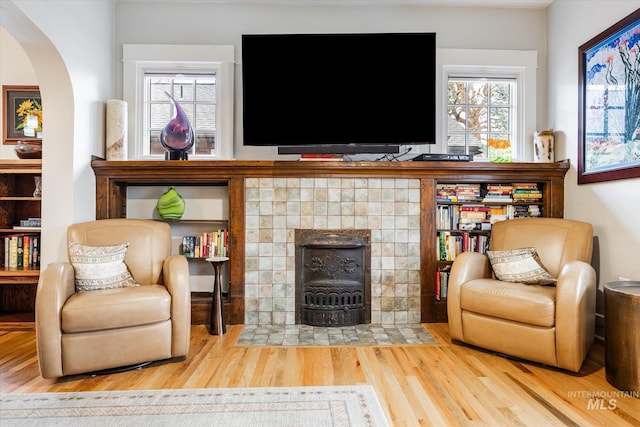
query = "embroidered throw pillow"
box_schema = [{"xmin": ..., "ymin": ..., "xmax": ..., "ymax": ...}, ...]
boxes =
[
  {"xmin": 68, "ymin": 242, "xmax": 139, "ymax": 292},
  {"xmin": 486, "ymin": 247, "xmax": 557, "ymax": 285}
]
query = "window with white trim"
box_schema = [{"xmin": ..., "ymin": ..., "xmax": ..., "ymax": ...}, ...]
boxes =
[
  {"xmin": 145, "ymin": 74, "xmax": 216, "ymax": 157},
  {"xmin": 446, "ymin": 77, "xmax": 517, "ymax": 158},
  {"xmin": 123, "ymin": 45, "xmax": 234, "ymax": 160},
  {"xmin": 438, "ymin": 49, "xmax": 538, "ymax": 161}
]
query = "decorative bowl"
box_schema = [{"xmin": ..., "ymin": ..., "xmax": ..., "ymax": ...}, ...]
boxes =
[{"xmin": 15, "ymin": 142, "xmax": 42, "ymax": 159}]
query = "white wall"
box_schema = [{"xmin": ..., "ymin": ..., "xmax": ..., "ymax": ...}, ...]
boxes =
[
  {"xmin": 0, "ymin": 0, "xmax": 114, "ymax": 266},
  {"xmin": 547, "ymin": 0, "xmax": 640, "ymax": 324},
  {"xmin": 114, "ymin": 2, "xmax": 548, "ymax": 160}
]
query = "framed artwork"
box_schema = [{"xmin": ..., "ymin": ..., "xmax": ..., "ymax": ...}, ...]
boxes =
[
  {"xmin": 578, "ymin": 8, "xmax": 640, "ymax": 184},
  {"xmin": 2, "ymin": 85, "xmax": 42, "ymax": 145}
]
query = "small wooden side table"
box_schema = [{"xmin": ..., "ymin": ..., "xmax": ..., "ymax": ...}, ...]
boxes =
[
  {"xmin": 604, "ymin": 281, "xmax": 640, "ymax": 395},
  {"xmin": 206, "ymin": 257, "xmax": 229, "ymax": 336}
]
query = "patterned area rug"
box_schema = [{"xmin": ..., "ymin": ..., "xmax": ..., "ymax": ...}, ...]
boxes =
[
  {"xmin": 236, "ymin": 324, "xmax": 438, "ymax": 346},
  {"xmin": 0, "ymin": 385, "xmax": 388, "ymax": 426}
]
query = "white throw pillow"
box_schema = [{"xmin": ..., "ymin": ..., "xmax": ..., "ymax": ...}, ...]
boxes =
[
  {"xmin": 68, "ymin": 242, "xmax": 139, "ymax": 292},
  {"xmin": 486, "ymin": 247, "xmax": 557, "ymax": 285}
]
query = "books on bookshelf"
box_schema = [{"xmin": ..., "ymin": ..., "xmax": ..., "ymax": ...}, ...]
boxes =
[
  {"xmin": 436, "ymin": 183, "xmax": 482, "ymax": 202},
  {"xmin": 482, "ymin": 184, "xmax": 514, "ymax": 203},
  {"xmin": 436, "ymin": 231, "xmax": 489, "ymax": 261},
  {"xmin": 512, "ymin": 183, "xmax": 542, "ymax": 202},
  {"xmin": 180, "ymin": 229, "xmax": 228, "ymax": 258},
  {"xmin": 436, "ymin": 265, "xmax": 451, "ymax": 301},
  {"xmin": 2, "ymin": 233, "xmax": 40, "ymax": 269},
  {"xmin": 437, "ymin": 183, "xmax": 543, "ymax": 231}
]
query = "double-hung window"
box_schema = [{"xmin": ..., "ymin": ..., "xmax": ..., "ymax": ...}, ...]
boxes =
[
  {"xmin": 439, "ymin": 49, "xmax": 538, "ymax": 161},
  {"xmin": 123, "ymin": 45, "xmax": 234, "ymax": 160}
]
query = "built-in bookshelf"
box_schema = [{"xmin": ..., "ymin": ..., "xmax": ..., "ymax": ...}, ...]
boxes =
[
  {"xmin": 0, "ymin": 160, "xmax": 42, "ymax": 320},
  {"xmin": 433, "ymin": 181, "xmax": 546, "ymax": 317},
  {"xmin": 91, "ymin": 157, "xmax": 569, "ymax": 324}
]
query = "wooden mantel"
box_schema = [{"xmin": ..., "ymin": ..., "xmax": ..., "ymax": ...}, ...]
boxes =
[{"xmin": 91, "ymin": 157, "xmax": 570, "ymax": 324}]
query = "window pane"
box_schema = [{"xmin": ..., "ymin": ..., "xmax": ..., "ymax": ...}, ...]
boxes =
[
  {"xmin": 196, "ymin": 80, "xmax": 216, "ymax": 102},
  {"xmin": 150, "ymin": 79, "xmax": 171, "ymax": 101},
  {"xmin": 490, "ymin": 107, "xmax": 510, "ymax": 132},
  {"xmin": 149, "ymin": 130, "xmax": 164, "ymax": 155},
  {"xmin": 467, "ymin": 107, "xmax": 488, "ymax": 131},
  {"xmin": 173, "ymin": 80, "xmax": 194, "ymax": 101},
  {"xmin": 468, "ymin": 82, "xmax": 488, "ymax": 105},
  {"xmin": 150, "ymin": 103, "xmax": 171, "ymax": 128},
  {"xmin": 195, "ymin": 131, "xmax": 216, "ymax": 155},
  {"xmin": 196, "ymin": 104, "xmax": 216, "ymax": 129},
  {"xmin": 490, "ymin": 82, "xmax": 510, "ymax": 105},
  {"xmin": 447, "ymin": 81, "xmax": 466, "ymax": 104}
]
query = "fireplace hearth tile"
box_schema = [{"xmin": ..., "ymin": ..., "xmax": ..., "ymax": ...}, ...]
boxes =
[{"xmin": 236, "ymin": 324, "xmax": 437, "ymax": 346}]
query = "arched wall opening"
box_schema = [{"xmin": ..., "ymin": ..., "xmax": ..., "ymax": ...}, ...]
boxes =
[{"xmin": 1, "ymin": 0, "xmax": 76, "ymax": 266}]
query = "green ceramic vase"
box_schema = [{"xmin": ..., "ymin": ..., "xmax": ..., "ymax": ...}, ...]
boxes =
[{"xmin": 157, "ymin": 187, "xmax": 185, "ymax": 219}]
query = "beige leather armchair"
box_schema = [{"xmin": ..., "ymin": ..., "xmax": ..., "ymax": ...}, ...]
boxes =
[
  {"xmin": 36, "ymin": 219, "xmax": 191, "ymax": 378},
  {"xmin": 447, "ymin": 217, "xmax": 596, "ymax": 372}
]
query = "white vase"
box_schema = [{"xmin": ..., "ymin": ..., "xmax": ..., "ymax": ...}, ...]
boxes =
[{"xmin": 533, "ymin": 130, "xmax": 554, "ymax": 162}]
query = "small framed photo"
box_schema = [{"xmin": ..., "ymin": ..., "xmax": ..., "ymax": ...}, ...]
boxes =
[
  {"xmin": 577, "ymin": 9, "xmax": 640, "ymax": 184},
  {"xmin": 2, "ymin": 85, "xmax": 42, "ymax": 145}
]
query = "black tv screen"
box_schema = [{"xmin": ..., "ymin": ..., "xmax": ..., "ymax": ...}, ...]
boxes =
[{"xmin": 241, "ymin": 32, "xmax": 436, "ymax": 153}]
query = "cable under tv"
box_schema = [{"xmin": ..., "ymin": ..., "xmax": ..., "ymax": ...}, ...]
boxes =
[{"xmin": 411, "ymin": 153, "xmax": 473, "ymax": 162}]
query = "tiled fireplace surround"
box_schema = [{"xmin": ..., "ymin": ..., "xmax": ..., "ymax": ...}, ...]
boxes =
[{"xmin": 244, "ymin": 177, "xmax": 422, "ymax": 325}]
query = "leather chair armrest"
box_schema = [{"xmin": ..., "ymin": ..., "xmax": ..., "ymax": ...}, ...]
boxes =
[
  {"xmin": 555, "ymin": 260, "xmax": 597, "ymax": 372},
  {"xmin": 35, "ymin": 262, "xmax": 76, "ymax": 379},
  {"xmin": 162, "ymin": 255, "xmax": 191, "ymax": 357},
  {"xmin": 447, "ymin": 251, "xmax": 491, "ymax": 341}
]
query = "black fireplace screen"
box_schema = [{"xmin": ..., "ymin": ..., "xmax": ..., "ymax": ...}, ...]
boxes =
[{"xmin": 295, "ymin": 229, "xmax": 371, "ymax": 326}]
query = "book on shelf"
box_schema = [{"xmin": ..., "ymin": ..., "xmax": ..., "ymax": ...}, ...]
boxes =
[
  {"xmin": 437, "ymin": 231, "xmax": 489, "ymax": 261},
  {"xmin": 180, "ymin": 229, "xmax": 228, "ymax": 258},
  {"xmin": 436, "ymin": 265, "xmax": 451, "ymax": 301},
  {"xmin": 2, "ymin": 233, "xmax": 40, "ymax": 269},
  {"xmin": 18, "ymin": 218, "xmax": 42, "ymax": 227}
]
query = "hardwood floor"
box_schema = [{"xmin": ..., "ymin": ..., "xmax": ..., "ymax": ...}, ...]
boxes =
[{"xmin": 1, "ymin": 322, "xmax": 638, "ymax": 426}]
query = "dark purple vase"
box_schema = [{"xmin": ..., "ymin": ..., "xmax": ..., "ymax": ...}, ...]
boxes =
[{"xmin": 160, "ymin": 92, "xmax": 195, "ymax": 160}]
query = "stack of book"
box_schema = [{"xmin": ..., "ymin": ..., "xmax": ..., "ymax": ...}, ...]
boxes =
[
  {"xmin": 514, "ymin": 205, "xmax": 542, "ymax": 217},
  {"xmin": 459, "ymin": 204, "xmax": 491, "ymax": 230},
  {"xmin": 436, "ymin": 184, "xmax": 458, "ymax": 202},
  {"xmin": 512, "ymin": 183, "xmax": 542, "ymax": 202},
  {"xmin": 482, "ymin": 184, "xmax": 514, "ymax": 203},
  {"xmin": 456, "ymin": 184, "xmax": 483, "ymax": 202}
]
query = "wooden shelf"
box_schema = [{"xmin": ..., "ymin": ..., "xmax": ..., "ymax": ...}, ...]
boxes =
[{"xmin": 0, "ymin": 160, "xmax": 42, "ymax": 319}]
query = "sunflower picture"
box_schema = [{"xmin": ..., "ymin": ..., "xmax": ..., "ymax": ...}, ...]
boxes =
[
  {"xmin": 2, "ymin": 85, "xmax": 42, "ymax": 144},
  {"xmin": 15, "ymin": 98, "xmax": 43, "ymax": 134}
]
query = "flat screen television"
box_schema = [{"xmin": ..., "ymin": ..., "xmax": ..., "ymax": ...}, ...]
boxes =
[{"xmin": 241, "ymin": 32, "xmax": 436, "ymax": 154}]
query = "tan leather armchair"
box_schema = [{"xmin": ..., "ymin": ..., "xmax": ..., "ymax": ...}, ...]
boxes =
[
  {"xmin": 36, "ymin": 219, "xmax": 191, "ymax": 378},
  {"xmin": 447, "ymin": 217, "xmax": 596, "ymax": 372}
]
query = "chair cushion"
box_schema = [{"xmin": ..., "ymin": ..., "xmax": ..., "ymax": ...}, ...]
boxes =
[
  {"xmin": 61, "ymin": 285, "xmax": 171, "ymax": 333},
  {"xmin": 487, "ymin": 247, "xmax": 557, "ymax": 285},
  {"xmin": 68, "ymin": 242, "xmax": 139, "ymax": 292},
  {"xmin": 460, "ymin": 278, "xmax": 557, "ymax": 327}
]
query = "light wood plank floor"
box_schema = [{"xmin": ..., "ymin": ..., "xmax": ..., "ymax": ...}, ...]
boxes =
[{"xmin": 1, "ymin": 323, "xmax": 638, "ymax": 426}]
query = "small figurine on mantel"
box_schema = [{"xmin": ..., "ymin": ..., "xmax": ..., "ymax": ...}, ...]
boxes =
[{"xmin": 160, "ymin": 92, "xmax": 195, "ymax": 160}]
